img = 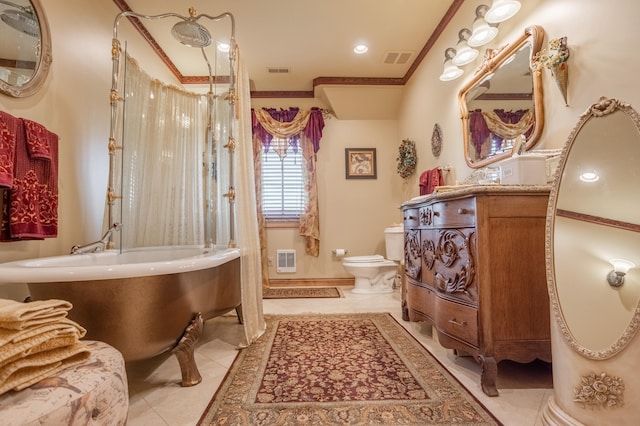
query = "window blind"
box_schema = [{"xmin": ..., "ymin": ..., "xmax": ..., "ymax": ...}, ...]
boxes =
[{"xmin": 261, "ymin": 148, "xmax": 306, "ymax": 220}]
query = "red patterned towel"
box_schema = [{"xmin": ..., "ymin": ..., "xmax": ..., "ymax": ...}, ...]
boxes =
[
  {"xmin": 419, "ymin": 167, "xmax": 444, "ymax": 196},
  {"xmin": 0, "ymin": 115, "xmax": 58, "ymax": 241},
  {"xmin": 20, "ymin": 118, "xmax": 52, "ymax": 160},
  {"xmin": 0, "ymin": 112, "xmax": 17, "ymax": 188}
]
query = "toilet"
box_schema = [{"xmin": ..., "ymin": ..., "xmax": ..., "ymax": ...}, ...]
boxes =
[{"xmin": 342, "ymin": 224, "xmax": 404, "ymax": 294}]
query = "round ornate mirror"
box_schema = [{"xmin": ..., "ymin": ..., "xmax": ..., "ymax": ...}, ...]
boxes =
[
  {"xmin": 0, "ymin": 0, "xmax": 51, "ymax": 97},
  {"xmin": 458, "ymin": 25, "xmax": 544, "ymax": 168},
  {"xmin": 548, "ymin": 97, "xmax": 640, "ymax": 359}
]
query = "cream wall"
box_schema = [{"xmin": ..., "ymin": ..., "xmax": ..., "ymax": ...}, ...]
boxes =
[
  {"xmin": 399, "ymin": 0, "xmax": 640, "ymax": 191},
  {"xmin": 3, "ymin": 0, "xmax": 640, "ymax": 290},
  {"xmin": 253, "ymin": 97, "xmax": 404, "ymax": 280}
]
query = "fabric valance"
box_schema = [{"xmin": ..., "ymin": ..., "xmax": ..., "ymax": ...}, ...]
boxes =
[{"xmin": 251, "ymin": 107, "xmax": 325, "ymax": 154}]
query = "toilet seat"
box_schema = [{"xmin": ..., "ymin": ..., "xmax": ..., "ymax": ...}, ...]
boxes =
[{"xmin": 343, "ymin": 255, "xmax": 385, "ymax": 263}]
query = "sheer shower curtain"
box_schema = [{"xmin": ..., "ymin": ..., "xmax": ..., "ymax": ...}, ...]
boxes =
[
  {"xmin": 117, "ymin": 52, "xmax": 265, "ymax": 345},
  {"xmin": 120, "ymin": 55, "xmax": 206, "ymax": 248}
]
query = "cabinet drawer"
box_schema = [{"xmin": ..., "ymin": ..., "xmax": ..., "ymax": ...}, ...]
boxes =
[
  {"xmin": 433, "ymin": 198, "xmax": 476, "ymax": 227},
  {"xmin": 436, "ymin": 297, "xmax": 478, "ymax": 347},
  {"xmin": 403, "ymin": 208, "xmax": 419, "ymax": 227},
  {"xmin": 406, "ymin": 282, "xmax": 435, "ymax": 321}
]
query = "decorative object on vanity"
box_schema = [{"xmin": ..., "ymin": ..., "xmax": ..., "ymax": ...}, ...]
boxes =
[
  {"xmin": 0, "ymin": 0, "xmax": 51, "ymax": 97},
  {"xmin": 459, "ymin": 25, "xmax": 545, "ymax": 169},
  {"xmin": 532, "ymin": 36, "xmax": 569, "ymax": 106},
  {"xmin": 396, "ymin": 138, "xmax": 416, "ymax": 180},
  {"xmin": 402, "ymin": 185, "xmax": 552, "ymax": 397},
  {"xmin": 198, "ymin": 313, "xmax": 501, "ymax": 425},
  {"xmin": 345, "ymin": 147, "xmax": 376, "ymax": 179},
  {"xmin": 544, "ymin": 97, "xmax": 640, "ymax": 425},
  {"xmin": 431, "ymin": 123, "xmax": 443, "ymax": 158}
]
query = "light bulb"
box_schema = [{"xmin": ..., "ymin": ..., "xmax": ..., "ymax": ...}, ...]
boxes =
[{"xmin": 485, "ymin": 0, "xmax": 522, "ymax": 24}]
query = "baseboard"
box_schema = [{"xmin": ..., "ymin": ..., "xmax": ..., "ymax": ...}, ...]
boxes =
[{"xmin": 268, "ymin": 278, "xmax": 354, "ymax": 287}]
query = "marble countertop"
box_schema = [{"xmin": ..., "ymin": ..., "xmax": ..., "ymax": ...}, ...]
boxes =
[{"xmin": 401, "ymin": 184, "xmax": 553, "ymax": 207}]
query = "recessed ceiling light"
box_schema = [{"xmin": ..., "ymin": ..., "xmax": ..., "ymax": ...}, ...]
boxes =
[
  {"xmin": 354, "ymin": 44, "xmax": 368, "ymax": 54},
  {"xmin": 579, "ymin": 171, "xmax": 599, "ymax": 182}
]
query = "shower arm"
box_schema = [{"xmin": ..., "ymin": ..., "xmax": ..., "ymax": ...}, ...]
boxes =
[{"xmin": 112, "ymin": 10, "xmax": 235, "ymax": 42}]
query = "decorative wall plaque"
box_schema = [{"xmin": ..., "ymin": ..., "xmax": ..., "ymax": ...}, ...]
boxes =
[{"xmin": 431, "ymin": 123, "xmax": 443, "ymax": 158}]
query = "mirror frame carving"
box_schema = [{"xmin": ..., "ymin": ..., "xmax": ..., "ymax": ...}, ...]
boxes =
[
  {"xmin": 458, "ymin": 25, "xmax": 544, "ymax": 169},
  {"xmin": 546, "ymin": 97, "xmax": 640, "ymax": 360},
  {"xmin": 0, "ymin": 0, "xmax": 52, "ymax": 97}
]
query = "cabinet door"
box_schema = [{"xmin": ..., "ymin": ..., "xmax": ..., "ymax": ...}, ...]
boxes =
[{"xmin": 433, "ymin": 228, "xmax": 478, "ymax": 306}]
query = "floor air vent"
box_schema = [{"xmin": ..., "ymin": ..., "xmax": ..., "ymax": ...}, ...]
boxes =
[{"xmin": 276, "ymin": 250, "xmax": 296, "ymax": 273}]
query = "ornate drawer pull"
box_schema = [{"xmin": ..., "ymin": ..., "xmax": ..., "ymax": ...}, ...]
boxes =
[
  {"xmin": 433, "ymin": 211, "xmax": 440, "ymax": 216},
  {"xmin": 406, "ymin": 215, "xmax": 416, "ymax": 221},
  {"xmin": 448, "ymin": 318, "xmax": 467, "ymax": 326},
  {"xmin": 457, "ymin": 208, "xmax": 468, "ymax": 214}
]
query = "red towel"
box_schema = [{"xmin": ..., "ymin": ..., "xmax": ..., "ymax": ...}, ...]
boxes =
[
  {"xmin": 419, "ymin": 167, "xmax": 444, "ymax": 195},
  {"xmin": 21, "ymin": 118, "xmax": 52, "ymax": 160},
  {"xmin": 0, "ymin": 112, "xmax": 17, "ymax": 188},
  {"xmin": 0, "ymin": 112, "xmax": 58, "ymax": 241}
]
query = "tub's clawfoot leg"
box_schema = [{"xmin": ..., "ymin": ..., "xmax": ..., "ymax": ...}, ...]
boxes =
[
  {"xmin": 172, "ymin": 312, "xmax": 203, "ymax": 387},
  {"xmin": 235, "ymin": 305, "xmax": 243, "ymax": 324}
]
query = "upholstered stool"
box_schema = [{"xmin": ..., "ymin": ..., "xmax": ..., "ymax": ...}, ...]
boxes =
[{"xmin": 0, "ymin": 340, "xmax": 128, "ymax": 425}]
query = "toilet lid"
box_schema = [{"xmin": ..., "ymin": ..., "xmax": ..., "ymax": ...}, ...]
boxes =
[{"xmin": 343, "ymin": 255, "xmax": 384, "ymax": 263}]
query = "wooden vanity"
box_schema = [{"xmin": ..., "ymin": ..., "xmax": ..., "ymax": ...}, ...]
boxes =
[{"xmin": 401, "ymin": 185, "xmax": 552, "ymax": 396}]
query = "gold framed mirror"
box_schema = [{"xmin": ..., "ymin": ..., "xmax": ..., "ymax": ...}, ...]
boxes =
[
  {"xmin": 0, "ymin": 0, "xmax": 51, "ymax": 97},
  {"xmin": 547, "ymin": 97, "xmax": 640, "ymax": 359},
  {"xmin": 458, "ymin": 25, "xmax": 544, "ymax": 168}
]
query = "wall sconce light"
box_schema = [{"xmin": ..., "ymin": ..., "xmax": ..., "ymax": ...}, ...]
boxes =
[
  {"xmin": 485, "ymin": 0, "xmax": 522, "ymax": 24},
  {"xmin": 452, "ymin": 29, "xmax": 479, "ymax": 66},
  {"xmin": 468, "ymin": 5, "xmax": 499, "ymax": 47},
  {"xmin": 607, "ymin": 258, "xmax": 636, "ymax": 287},
  {"xmin": 439, "ymin": 48, "xmax": 464, "ymax": 81}
]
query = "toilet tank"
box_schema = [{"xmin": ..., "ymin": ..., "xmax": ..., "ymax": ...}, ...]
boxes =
[{"xmin": 384, "ymin": 225, "xmax": 404, "ymax": 261}]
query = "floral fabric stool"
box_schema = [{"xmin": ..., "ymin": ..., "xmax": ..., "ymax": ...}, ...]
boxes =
[{"xmin": 0, "ymin": 340, "xmax": 128, "ymax": 425}]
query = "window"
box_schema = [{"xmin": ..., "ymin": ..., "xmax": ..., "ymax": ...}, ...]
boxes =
[{"xmin": 261, "ymin": 144, "xmax": 306, "ymax": 221}]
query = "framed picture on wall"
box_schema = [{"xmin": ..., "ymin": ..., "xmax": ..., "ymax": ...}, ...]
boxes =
[{"xmin": 345, "ymin": 148, "xmax": 377, "ymax": 179}]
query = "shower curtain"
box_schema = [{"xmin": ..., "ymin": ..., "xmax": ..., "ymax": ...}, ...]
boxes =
[
  {"xmin": 116, "ymin": 52, "xmax": 265, "ymax": 346},
  {"xmin": 119, "ymin": 55, "xmax": 206, "ymax": 248},
  {"xmin": 235, "ymin": 54, "xmax": 266, "ymax": 346}
]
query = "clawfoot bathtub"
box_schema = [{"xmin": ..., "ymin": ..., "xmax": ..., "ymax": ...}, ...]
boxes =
[{"xmin": 0, "ymin": 246, "xmax": 242, "ymax": 386}]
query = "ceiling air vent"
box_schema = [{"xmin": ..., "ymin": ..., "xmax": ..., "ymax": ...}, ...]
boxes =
[
  {"xmin": 383, "ymin": 51, "xmax": 413, "ymax": 65},
  {"xmin": 267, "ymin": 67, "xmax": 290, "ymax": 74}
]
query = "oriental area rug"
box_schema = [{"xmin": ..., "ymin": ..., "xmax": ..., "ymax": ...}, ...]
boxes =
[
  {"xmin": 262, "ymin": 287, "xmax": 343, "ymax": 299},
  {"xmin": 198, "ymin": 313, "xmax": 501, "ymax": 425}
]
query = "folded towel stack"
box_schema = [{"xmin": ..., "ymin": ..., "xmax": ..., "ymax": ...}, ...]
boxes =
[{"xmin": 0, "ymin": 299, "xmax": 90, "ymax": 396}]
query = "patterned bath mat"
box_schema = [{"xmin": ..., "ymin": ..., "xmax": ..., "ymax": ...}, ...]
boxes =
[
  {"xmin": 198, "ymin": 312, "xmax": 502, "ymax": 425},
  {"xmin": 262, "ymin": 287, "xmax": 343, "ymax": 299}
]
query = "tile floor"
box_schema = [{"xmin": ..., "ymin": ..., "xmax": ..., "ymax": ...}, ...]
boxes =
[{"xmin": 126, "ymin": 288, "xmax": 553, "ymax": 425}]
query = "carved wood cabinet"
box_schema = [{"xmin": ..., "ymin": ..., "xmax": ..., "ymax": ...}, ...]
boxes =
[{"xmin": 401, "ymin": 187, "xmax": 552, "ymax": 396}]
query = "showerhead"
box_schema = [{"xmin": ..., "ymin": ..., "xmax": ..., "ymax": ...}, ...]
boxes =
[
  {"xmin": 171, "ymin": 19, "xmax": 211, "ymax": 48},
  {"xmin": 1, "ymin": 8, "xmax": 39, "ymax": 37}
]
